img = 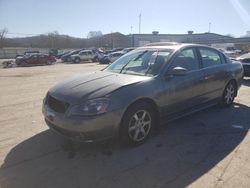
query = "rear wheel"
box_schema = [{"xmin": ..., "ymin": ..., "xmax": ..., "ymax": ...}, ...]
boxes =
[
  {"xmin": 74, "ymin": 57, "xmax": 80, "ymax": 63},
  {"xmin": 20, "ymin": 61, "xmax": 27, "ymax": 67},
  {"xmin": 92, "ymin": 57, "xmax": 98, "ymax": 62},
  {"xmin": 221, "ymin": 81, "xmax": 236, "ymax": 107},
  {"xmin": 120, "ymin": 103, "xmax": 155, "ymax": 145}
]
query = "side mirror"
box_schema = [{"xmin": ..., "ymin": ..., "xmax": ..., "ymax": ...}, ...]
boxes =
[{"xmin": 168, "ymin": 66, "xmax": 188, "ymax": 76}]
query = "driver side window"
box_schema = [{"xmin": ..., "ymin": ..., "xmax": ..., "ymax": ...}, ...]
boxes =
[{"xmin": 170, "ymin": 48, "xmax": 199, "ymax": 72}]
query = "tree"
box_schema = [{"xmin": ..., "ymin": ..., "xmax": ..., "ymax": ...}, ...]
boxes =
[
  {"xmin": 246, "ymin": 31, "xmax": 250, "ymax": 37},
  {"xmin": 48, "ymin": 30, "xmax": 59, "ymax": 48},
  {"xmin": 226, "ymin": 34, "xmax": 234, "ymax": 38},
  {"xmin": 87, "ymin": 31, "xmax": 102, "ymax": 38},
  {"xmin": 0, "ymin": 28, "xmax": 8, "ymax": 48}
]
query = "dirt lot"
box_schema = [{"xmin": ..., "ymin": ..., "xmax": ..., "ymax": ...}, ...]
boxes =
[{"xmin": 0, "ymin": 63, "xmax": 250, "ymax": 188}]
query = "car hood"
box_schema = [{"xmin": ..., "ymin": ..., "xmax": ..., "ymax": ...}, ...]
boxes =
[{"xmin": 49, "ymin": 71, "xmax": 150, "ymax": 104}]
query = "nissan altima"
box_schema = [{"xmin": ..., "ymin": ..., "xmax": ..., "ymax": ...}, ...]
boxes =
[{"xmin": 42, "ymin": 43, "xmax": 243, "ymax": 145}]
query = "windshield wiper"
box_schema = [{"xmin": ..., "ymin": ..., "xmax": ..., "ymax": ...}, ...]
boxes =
[{"xmin": 119, "ymin": 50, "xmax": 148, "ymax": 74}]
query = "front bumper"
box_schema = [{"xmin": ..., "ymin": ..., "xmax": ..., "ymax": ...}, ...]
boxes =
[{"xmin": 42, "ymin": 104, "xmax": 122, "ymax": 142}]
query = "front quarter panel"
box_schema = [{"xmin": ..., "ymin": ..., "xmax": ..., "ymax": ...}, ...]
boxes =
[{"xmin": 108, "ymin": 77, "xmax": 162, "ymax": 123}]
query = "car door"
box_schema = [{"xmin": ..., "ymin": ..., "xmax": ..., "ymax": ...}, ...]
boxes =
[
  {"xmin": 197, "ymin": 47, "xmax": 228, "ymax": 102},
  {"xmin": 87, "ymin": 51, "xmax": 93, "ymax": 60},
  {"xmin": 81, "ymin": 52, "xmax": 88, "ymax": 61},
  {"xmin": 37, "ymin": 55, "xmax": 47, "ymax": 65},
  {"xmin": 28, "ymin": 55, "xmax": 37, "ymax": 65},
  {"xmin": 160, "ymin": 47, "xmax": 205, "ymax": 116}
]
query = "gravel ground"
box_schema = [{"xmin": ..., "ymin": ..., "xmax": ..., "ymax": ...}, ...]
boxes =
[{"xmin": 0, "ymin": 63, "xmax": 250, "ymax": 188}]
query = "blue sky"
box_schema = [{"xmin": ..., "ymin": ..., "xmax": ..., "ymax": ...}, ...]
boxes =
[{"xmin": 0, "ymin": 0, "xmax": 250, "ymax": 38}]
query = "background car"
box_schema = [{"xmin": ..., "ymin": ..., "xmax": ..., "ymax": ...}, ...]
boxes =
[
  {"xmin": 60, "ymin": 50, "xmax": 82, "ymax": 62},
  {"xmin": 43, "ymin": 43, "xmax": 243, "ymax": 145},
  {"xmin": 99, "ymin": 51, "xmax": 125, "ymax": 64},
  {"xmin": 236, "ymin": 52, "xmax": 250, "ymax": 77},
  {"xmin": 107, "ymin": 51, "xmax": 125, "ymax": 63},
  {"xmin": 71, "ymin": 50, "xmax": 97, "ymax": 63},
  {"xmin": 16, "ymin": 54, "xmax": 56, "ymax": 66},
  {"xmin": 122, "ymin": 47, "xmax": 135, "ymax": 54},
  {"xmin": 15, "ymin": 50, "xmax": 40, "ymax": 58}
]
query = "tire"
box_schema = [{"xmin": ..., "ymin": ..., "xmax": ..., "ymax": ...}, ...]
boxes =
[
  {"xmin": 74, "ymin": 58, "xmax": 80, "ymax": 63},
  {"xmin": 120, "ymin": 102, "xmax": 156, "ymax": 145},
  {"xmin": 20, "ymin": 61, "xmax": 27, "ymax": 67},
  {"xmin": 221, "ymin": 81, "xmax": 237, "ymax": 107},
  {"xmin": 47, "ymin": 60, "xmax": 52, "ymax": 65},
  {"xmin": 92, "ymin": 57, "xmax": 98, "ymax": 62}
]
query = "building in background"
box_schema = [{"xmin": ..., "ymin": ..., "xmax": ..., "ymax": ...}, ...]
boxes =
[{"xmin": 129, "ymin": 32, "xmax": 235, "ymax": 47}]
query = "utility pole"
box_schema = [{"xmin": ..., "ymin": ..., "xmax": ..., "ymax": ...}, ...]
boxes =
[
  {"xmin": 208, "ymin": 22, "xmax": 211, "ymax": 33},
  {"xmin": 139, "ymin": 14, "xmax": 141, "ymax": 34}
]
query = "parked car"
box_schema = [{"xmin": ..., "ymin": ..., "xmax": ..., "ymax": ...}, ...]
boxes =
[
  {"xmin": 16, "ymin": 54, "xmax": 56, "ymax": 66},
  {"xmin": 99, "ymin": 51, "xmax": 125, "ymax": 64},
  {"xmin": 108, "ymin": 51, "xmax": 126, "ymax": 62},
  {"xmin": 99, "ymin": 56, "xmax": 110, "ymax": 64},
  {"xmin": 71, "ymin": 50, "xmax": 97, "ymax": 63},
  {"xmin": 61, "ymin": 50, "xmax": 82, "ymax": 62},
  {"xmin": 42, "ymin": 43, "xmax": 243, "ymax": 145},
  {"xmin": 235, "ymin": 52, "xmax": 250, "ymax": 77},
  {"xmin": 15, "ymin": 50, "xmax": 40, "ymax": 58},
  {"xmin": 122, "ymin": 47, "xmax": 135, "ymax": 54}
]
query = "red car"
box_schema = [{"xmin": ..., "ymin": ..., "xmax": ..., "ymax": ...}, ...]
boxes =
[{"xmin": 16, "ymin": 54, "xmax": 56, "ymax": 66}]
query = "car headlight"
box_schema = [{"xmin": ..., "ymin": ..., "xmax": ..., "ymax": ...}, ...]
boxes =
[{"xmin": 70, "ymin": 98, "xmax": 110, "ymax": 116}]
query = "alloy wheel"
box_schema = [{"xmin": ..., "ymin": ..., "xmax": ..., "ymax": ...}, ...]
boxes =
[
  {"xmin": 128, "ymin": 110, "xmax": 152, "ymax": 142},
  {"xmin": 224, "ymin": 83, "xmax": 235, "ymax": 105}
]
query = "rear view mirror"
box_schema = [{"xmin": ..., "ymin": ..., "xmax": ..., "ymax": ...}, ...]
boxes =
[{"xmin": 168, "ymin": 66, "xmax": 188, "ymax": 76}]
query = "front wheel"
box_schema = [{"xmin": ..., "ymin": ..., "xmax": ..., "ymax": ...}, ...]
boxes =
[
  {"xmin": 120, "ymin": 103, "xmax": 155, "ymax": 145},
  {"xmin": 221, "ymin": 81, "xmax": 236, "ymax": 107},
  {"xmin": 74, "ymin": 58, "xmax": 80, "ymax": 63}
]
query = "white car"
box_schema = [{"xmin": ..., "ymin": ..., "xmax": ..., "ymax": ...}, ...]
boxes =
[{"xmin": 70, "ymin": 50, "xmax": 96, "ymax": 63}]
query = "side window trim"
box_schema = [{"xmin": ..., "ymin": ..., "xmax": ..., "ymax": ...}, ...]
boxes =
[
  {"xmin": 167, "ymin": 47, "xmax": 200, "ymax": 73},
  {"xmin": 198, "ymin": 47, "xmax": 223, "ymax": 69}
]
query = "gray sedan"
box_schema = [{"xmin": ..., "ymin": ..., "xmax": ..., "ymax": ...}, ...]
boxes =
[{"xmin": 42, "ymin": 43, "xmax": 243, "ymax": 145}]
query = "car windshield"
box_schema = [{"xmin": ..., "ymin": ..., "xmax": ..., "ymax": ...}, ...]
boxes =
[{"xmin": 105, "ymin": 49, "xmax": 173, "ymax": 76}]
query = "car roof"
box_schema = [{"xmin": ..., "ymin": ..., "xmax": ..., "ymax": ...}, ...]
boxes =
[
  {"xmin": 79, "ymin": 50, "xmax": 92, "ymax": 53},
  {"xmin": 111, "ymin": 51, "xmax": 125, "ymax": 54},
  {"xmin": 138, "ymin": 42, "xmax": 211, "ymax": 51}
]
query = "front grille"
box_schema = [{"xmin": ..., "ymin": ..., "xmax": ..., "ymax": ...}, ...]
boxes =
[{"xmin": 47, "ymin": 95, "xmax": 69, "ymax": 113}]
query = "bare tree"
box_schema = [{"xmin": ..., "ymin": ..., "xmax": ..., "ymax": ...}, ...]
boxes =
[
  {"xmin": 87, "ymin": 31, "xmax": 102, "ymax": 39},
  {"xmin": 0, "ymin": 28, "xmax": 8, "ymax": 48},
  {"xmin": 225, "ymin": 34, "xmax": 234, "ymax": 38},
  {"xmin": 48, "ymin": 30, "xmax": 59, "ymax": 48},
  {"xmin": 246, "ymin": 31, "xmax": 250, "ymax": 37}
]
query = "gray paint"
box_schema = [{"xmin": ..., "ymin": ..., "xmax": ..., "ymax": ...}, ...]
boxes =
[{"xmin": 42, "ymin": 44, "xmax": 244, "ymax": 142}]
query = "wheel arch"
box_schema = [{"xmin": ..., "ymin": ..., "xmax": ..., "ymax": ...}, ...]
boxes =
[{"xmin": 119, "ymin": 97, "xmax": 160, "ymax": 130}]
